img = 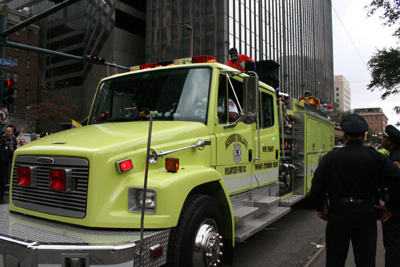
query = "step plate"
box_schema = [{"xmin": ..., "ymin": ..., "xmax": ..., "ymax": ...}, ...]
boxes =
[
  {"xmin": 254, "ymin": 196, "xmax": 281, "ymax": 208},
  {"xmin": 235, "ymin": 206, "xmax": 291, "ymax": 242},
  {"xmin": 279, "ymin": 194, "xmax": 305, "ymax": 207},
  {"xmin": 233, "ymin": 206, "xmax": 259, "ymax": 223}
]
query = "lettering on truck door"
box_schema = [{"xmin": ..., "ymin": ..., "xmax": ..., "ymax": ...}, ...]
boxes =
[{"xmin": 215, "ymin": 74, "xmax": 255, "ymax": 194}]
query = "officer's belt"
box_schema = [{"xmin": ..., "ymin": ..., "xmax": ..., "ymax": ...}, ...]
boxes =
[{"xmin": 340, "ymin": 196, "xmax": 372, "ymax": 203}]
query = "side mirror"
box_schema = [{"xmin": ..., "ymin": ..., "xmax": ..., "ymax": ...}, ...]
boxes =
[{"xmin": 242, "ymin": 75, "xmax": 259, "ymax": 124}]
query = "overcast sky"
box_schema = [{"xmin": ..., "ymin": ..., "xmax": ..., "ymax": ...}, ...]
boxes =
[{"xmin": 332, "ymin": 0, "xmax": 400, "ymax": 129}]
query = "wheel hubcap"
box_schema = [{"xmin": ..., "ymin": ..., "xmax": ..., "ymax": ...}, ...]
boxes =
[{"xmin": 192, "ymin": 219, "xmax": 223, "ymax": 267}]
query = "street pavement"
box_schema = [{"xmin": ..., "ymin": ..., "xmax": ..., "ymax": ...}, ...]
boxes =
[
  {"xmin": 1, "ymin": 194, "xmax": 387, "ymax": 267},
  {"xmin": 309, "ymin": 222, "xmax": 385, "ymax": 267}
]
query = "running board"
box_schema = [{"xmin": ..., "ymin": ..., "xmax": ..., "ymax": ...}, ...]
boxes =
[
  {"xmin": 234, "ymin": 205, "xmax": 291, "ymax": 242},
  {"xmin": 279, "ymin": 194, "xmax": 305, "ymax": 207}
]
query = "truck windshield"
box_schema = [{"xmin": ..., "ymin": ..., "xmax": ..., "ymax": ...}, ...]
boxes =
[{"xmin": 89, "ymin": 67, "xmax": 211, "ymax": 125}]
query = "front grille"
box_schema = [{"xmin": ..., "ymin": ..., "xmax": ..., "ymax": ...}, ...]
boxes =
[{"xmin": 12, "ymin": 156, "xmax": 89, "ymax": 218}]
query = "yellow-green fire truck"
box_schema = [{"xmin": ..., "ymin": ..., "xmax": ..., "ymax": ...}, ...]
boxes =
[{"xmin": 0, "ymin": 55, "xmax": 334, "ymax": 267}]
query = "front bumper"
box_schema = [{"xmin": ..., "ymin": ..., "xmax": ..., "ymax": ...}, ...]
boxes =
[{"xmin": 0, "ymin": 205, "xmax": 169, "ymax": 267}]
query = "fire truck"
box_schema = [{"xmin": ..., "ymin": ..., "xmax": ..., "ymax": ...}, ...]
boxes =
[{"xmin": 0, "ymin": 55, "xmax": 334, "ymax": 267}]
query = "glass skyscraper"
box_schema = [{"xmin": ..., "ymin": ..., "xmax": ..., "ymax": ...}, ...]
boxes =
[{"xmin": 147, "ymin": 0, "xmax": 333, "ymax": 104}]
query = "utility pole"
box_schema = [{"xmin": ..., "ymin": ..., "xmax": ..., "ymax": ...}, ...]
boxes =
[{"xmin": 0, "ymin": 5, "xmax": 8, "ymax": 107}]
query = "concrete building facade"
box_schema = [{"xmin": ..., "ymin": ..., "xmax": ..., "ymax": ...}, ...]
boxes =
[
  {"xmin": 334, "ymin": 75, "xmax": 351, "ymax": 112},
  {"xmin": 3, "ymin": 7, "xmax": 40, "ymax": 131},
  {"xmin": 354, "ymin": 107, "xmax": 388, "ymax": 141},
  {"xmin": 3, "ymin": 0, "xmax": 147, "ymax": 132}
]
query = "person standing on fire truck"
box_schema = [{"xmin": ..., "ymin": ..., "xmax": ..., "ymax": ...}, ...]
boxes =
[
  {"xmin": 226, "ymin": 48, "xmax": 254, "ymax": 71},
  {"xmin": 311, "ymin": 114, "xmax": 400, "ymax": 267},
  {"xmin": 381, "ymin": 125, "xmax": 400, "ymax": 267}
]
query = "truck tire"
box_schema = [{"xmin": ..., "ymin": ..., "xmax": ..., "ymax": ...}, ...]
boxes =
[{"xmin": 166, "ymin": 194, "xmax": 225, "ymax": 267}]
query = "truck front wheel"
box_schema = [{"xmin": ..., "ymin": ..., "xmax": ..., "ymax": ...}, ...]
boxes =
[{"xmin": 166, "ymin": 194, "xmax": 225, "ymax": 267}]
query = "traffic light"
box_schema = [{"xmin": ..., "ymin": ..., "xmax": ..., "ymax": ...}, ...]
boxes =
[
  {"xmin": 3, "ymin": 78, "xmax": 15, "ymax": 105},
  {"xmin": 84, "ymin": 55, "xmax": 105, "ymax": 65}
]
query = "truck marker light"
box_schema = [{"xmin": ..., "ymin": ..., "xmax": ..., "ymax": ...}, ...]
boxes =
[
  {"xmin": 150, "ymin": 244, "xmax": 163, "ymax": 259},
  {"xmin": 17, "ymin": 167, "xmax": 31, "ymax": 186},
  {"xmin": 165, "ymin": 158, "xmax": 179, "ymax": 172},
  {"xmin": 116, "ymin": 159, "xmax": 133, "ymax": 173},
  {"xmin": 192, "ymin": 55, "xmax": 215, "ymax": 63},
  {"xmin": 49, "ymin": 169, "xmax": 67, "ymax": 191},
  {"xmin": 140, "ymin": 62, "xmax": 158, "ymax": 69}
]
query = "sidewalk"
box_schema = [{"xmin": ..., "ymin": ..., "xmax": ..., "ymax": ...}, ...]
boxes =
[{"xmin": 310, "ymin": 222, "xmax": 385, "ymax": 266}]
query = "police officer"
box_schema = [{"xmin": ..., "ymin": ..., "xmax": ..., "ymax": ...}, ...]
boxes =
[
  {"xmin": 0, "ymin": 133, "xmax": 12, "ymax": 204},
  {"xmin": 311, "ymin": 114, "xmax": 400, "ymax": 267},
  {"xmin": 381, "ymin": 125, "xmax": 400, "ymax": 266}
]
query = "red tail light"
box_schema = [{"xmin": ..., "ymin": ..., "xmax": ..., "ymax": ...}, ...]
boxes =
[
  {"xmin": 17, "ymin": 167, "xmax": 31, "ymax": 186},
  {"xmin": 150, "ymin": 245, "xmax": 163, "ymax": 259},
  {"xmin": 49, "ymin": 169, "xmax": 67, "ymax": 191}
]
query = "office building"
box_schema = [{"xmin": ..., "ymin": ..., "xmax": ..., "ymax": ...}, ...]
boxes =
[
  {"xmin": 146, "ymin": 0, "xmax": 333, "ymax": 103},
  {"xmin": 3, "ymin": 0, "xmax": 146, "ymax": 132},
  {"xmin": 333, "ymin": 75, "xmax": 351, "ymax": 112},
  {"xmin": 4, "ymin": 0, "xmax": 334, "ymax": 132},
  {"xmin": 4, "ymin": 7, "xmax": 40, "ymax": 131},
  {"xmin": 354, "ymin": 107, "xmax": 388, "ymax": 140}
]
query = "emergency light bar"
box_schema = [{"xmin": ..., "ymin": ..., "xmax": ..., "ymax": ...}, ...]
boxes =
[{"xmin": 130, "ymin": 55, "xmax": 216, "ymax": 72}]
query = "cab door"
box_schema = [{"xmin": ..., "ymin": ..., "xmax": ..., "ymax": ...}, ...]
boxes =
[
  {"xmin": 214, "ymin": 74, "xmax": 255, "ymax": 195},
  {"xmin": 254, "ymin": 89, "xmax": 280, "ymax": 188}
]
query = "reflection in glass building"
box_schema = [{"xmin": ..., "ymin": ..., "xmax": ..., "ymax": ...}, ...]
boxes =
[{"xmin": 147, "ymin": 0, "xmax": 333, "ymax": 104}]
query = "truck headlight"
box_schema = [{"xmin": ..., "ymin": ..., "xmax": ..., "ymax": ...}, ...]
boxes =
[{"xmin": 128, "ymin": 188, "xmax": 156, "ymax": 214}]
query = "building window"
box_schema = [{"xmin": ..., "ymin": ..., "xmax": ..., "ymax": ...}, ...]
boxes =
[
  {"xmin": 27, "ymin": 59, "xmax": 30, "ymax": 69},
  {"xmin": 337, "ymin": 99, "xmax": 339, "ymax": 102},
  {"xmin": 6, "ymin": 71, "xmax": 11, "ymax": 79},
  {"xmin": 25, "ymin": 74, "xmax": 30, "ymax": 84},
  {"xmin": 25, "ymin": 90, "xmax": 29, "ymax": 100},
  {"xmin": 7, "ymin": 55, "xmax": 11, "ymax": 61},
  {"xmin": 336, "ymin": 87, "xmax": 339, "ymax": 91},
  {"xmin": 336, "ymin": 93, "xmax": 339, "ymax": 96},
  {"xmin": 13, "ymin": 72, "xmax": 18, "ymax": 82},
  {"xmin": 13, "ymin": 56, "xmax": 18, "ymax": 66},
  {"xmin": 28, "ymin": 29, "xmax": 32, "ymax": 39}
]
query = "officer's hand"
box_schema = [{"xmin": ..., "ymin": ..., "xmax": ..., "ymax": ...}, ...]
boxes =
[
  {"xmin": 317, "ymin": 211, "xmax": 328, "ymax": 221},
  {"xmin": 375, "ymin": 205, "xmax": 393, "ymax": 223}
]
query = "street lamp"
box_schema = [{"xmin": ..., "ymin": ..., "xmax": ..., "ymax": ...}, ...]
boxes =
[{"xmin": 183, "ymin": 24, "xmax": 193, "ymax": 57}]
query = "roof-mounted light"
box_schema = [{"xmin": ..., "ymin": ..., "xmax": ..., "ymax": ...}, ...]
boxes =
[
  {"xmin": 130, "ymin": 56, "xmax": 217, "ymax": 72},
  {"xmin": 192, "ymin": 55, "xmax": 216, "ymax": 63}
]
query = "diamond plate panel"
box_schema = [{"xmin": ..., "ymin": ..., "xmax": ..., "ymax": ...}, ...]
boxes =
[{"xmin": 0, "ymin": 205, "xmax": 170, "ymax": 266}]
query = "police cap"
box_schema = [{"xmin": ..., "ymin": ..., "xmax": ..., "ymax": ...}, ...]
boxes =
[
  {"xmin": 340, "ymin": 114, "xmax": 368, "ymax": 137},
  {"xmin": 385, "ymin": 125, "xmax": 400, "ymax": 146}
]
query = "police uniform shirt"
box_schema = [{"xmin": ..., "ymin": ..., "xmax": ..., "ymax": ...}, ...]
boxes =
[
  {"xmin": 389, "ymin": 145, "xmax": 400, "ymax": 167},
  {"xmin": 311, "ymin": 140, "xmax": 400, "ymax": 213}
]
